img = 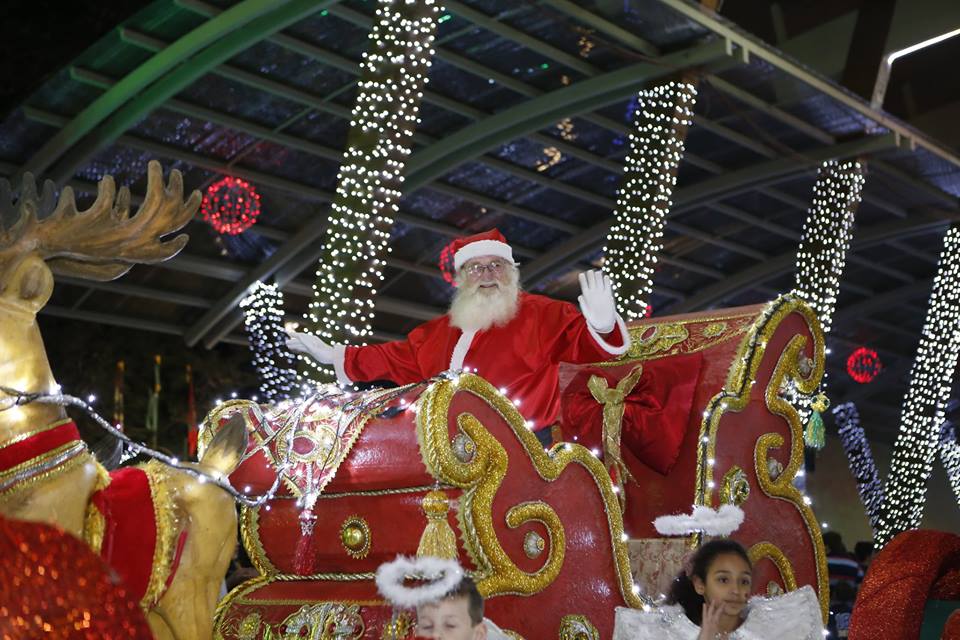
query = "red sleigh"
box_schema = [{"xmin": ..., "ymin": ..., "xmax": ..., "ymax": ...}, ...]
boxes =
[{"xmin": 206, "ymin": 294, "xmax": 828, "ymax": 639}]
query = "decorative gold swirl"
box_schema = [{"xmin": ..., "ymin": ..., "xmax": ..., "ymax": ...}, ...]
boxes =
[
  {"xmin": 747, "ymin": 541, "xmax": 798, "ymax": 592},
  {"xmin": 416, "ymin": 374, "xmax": 641, "ymax": 606}
]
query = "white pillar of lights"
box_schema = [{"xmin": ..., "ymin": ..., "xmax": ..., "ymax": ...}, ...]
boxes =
[
  {"xmin": 301, "ymin": 0, "xmax": 439, "ymax": 381},
  {"xmin": 938, "ymin": 423, "xmax": 960, "ymax": 506},
  {"xmin": 241, "ymin": 281, "xmax": 298, "ymax": 402},
  {"xmin": 793, "ymin": 160, "xmax": 865, "ymax": 335},
  {"xmin": 603, "ymin": 80, "xmax": 697, "ymax": 320},
  {"xmin": 833, "ymin": 402, "xmax": 885, "ymax": 534},
  {"xmin": 878, "ymin": 226, "xmax": 960, "ymax": 546}
]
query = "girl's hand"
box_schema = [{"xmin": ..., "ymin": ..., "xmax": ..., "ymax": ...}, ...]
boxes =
[{"xmin": 697, "ymin": 599, "xmax": 724, "ymax": 640}]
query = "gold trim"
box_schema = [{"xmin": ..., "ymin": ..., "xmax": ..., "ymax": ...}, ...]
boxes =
[
  {"xmin": 140, "ymin": 460, "xmax": 181, "ymax": 610},
  {"xmin": 0, "ymin": 444, "xmax": 89, "ymax": 498},
  {"xmin": 0, "ymin": 417, "xmax": 73, "ymax": 449},
  {"xmin": 747, "ymin": 541, "xmax": 798, "ymax": 591},
  {"xmin": 416, "ymin": 374, "xmax": 642, "ymax": 606},
  {"xmin": 595, "ymin": 310, "xmax": 756, "ymax": 366},
  {"xmin": 83, "ymin": 503, "xmax": 106, "ymax": 555},
  {"xmin": 695, "ymin": 295, "xmax": 829, "ymax": 622},
  {"xmin": 340, "ymin": 515, "xmax": 372, "ymax": 559},
  {"xmin": 558, "ymin": 614, "xmax": 600, "ymax": 640},
  {"xmin": 0, "ymin": 440, "xmax": 84, "ymax": 484},
  {"xmin": 240, "ymin": 505, "xmax": 277, "ymax": 576}
]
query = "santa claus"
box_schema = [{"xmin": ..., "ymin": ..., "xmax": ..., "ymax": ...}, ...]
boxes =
[{"xmin": 286, "ymin": 229, "xmax": 631, "ymax": 445}]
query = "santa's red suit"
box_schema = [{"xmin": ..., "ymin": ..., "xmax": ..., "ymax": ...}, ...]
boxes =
[{"xmin": 333, "ymin": 292, "xmax": 630, "ymax": 432}]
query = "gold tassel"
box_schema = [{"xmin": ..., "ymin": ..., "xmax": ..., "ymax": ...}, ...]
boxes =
[{"xmin": 417, "ymin": 490, "xmax": 458, "ymax": 560}]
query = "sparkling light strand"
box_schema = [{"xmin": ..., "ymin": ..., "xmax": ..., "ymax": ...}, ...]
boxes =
[
  {"xmin": 833, "ymin": 402, "xmax": 884, "ymax": 534},
  {"xmin": 603, "ymin": 81, "xmax": 697, "ymax": 320},
  {"xmin": 878, "ymin": 226, "xmax": 960, "ymax": 546},
  {"xmin": 240, "ymin": 281, "xmax": 297, "ymax": 402},
  {"xmin": 793, "ymin": 159, "xmax": 865, "ymax": 335},
  {"xmin": 302, "ymin": 0, "xmax": 439, "ymax": 380},
  {"xmin": 939, "ymin": 422, "xmax": 960, "ymax": 506}
]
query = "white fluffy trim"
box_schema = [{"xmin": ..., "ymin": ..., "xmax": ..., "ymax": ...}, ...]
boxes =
[
  {"xmin": 454, "ymin": 240, "xmax": 514, "ymax": 271},
  {"xmin": 653, "ymin": 504, "xmax": 745, "ymax": 537},
  {"xmin": 376, "ymin": 555, "xmax": 464, "ymax": 609},
  {"xmin": 332, "ymin": 344, "xmax": 352, "ymax": 386}
]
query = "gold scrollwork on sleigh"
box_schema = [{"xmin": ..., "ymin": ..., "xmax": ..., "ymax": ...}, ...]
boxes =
[
  {"xmin": 415, "ymin": 374, "xmax": 641, "ymax": 607},
  {"xmin": 695, "ymin": 295, "xmax": 829, "ymax": 622}
]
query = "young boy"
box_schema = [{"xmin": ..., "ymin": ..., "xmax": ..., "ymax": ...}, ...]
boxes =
[{"xmin": 415, "ymin": 576, "xmax": 488, "ymax": 640}]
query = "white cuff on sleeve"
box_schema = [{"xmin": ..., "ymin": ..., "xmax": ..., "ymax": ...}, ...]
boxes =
[
  {"xmin": 332, "ymin": 344, "xmax": 353, "ymax": 386},
  {"xmin": 586, "ymin": 314, "xmax": 631, "ymax": 357}
]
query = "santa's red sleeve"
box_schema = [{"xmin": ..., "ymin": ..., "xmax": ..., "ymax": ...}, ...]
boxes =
[
  {"xmin": 539, "ymin": 298, "xmax": 631, "ymax": 364},
  {"xmin": 336, "ymin": 324, "xmax": 429, "ymax": 386}
]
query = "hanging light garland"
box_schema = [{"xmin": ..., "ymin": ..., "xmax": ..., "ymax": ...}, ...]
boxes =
[
  {"xmin": 301, "ymin": 0, "xmax": 440, "ymax": 381},
  {"xmin": 847, "ymin": 346, "xmax": 882, "ymax": 384},
  {"xmin": 878, "ymin": 226, "xmax": 960, "ymax": 546},
  {"xmin": 603, "ymin": 80, "xmax": 697, "ymax": 320},
  {"xmin": 241, "ymin": 281, "xmax": 298, "ymax": 402},
  {"xmin": 201, "ymin": 176, "xmax": 261, "ymax": 235}
]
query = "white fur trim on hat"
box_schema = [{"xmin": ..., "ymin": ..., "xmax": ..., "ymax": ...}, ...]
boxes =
[{"xmin": 454, "ymin": 239, "xmax": 514, "ymax": 271}]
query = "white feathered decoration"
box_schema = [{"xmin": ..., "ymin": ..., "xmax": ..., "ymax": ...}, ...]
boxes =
[
  {"xmin": 653, "ymin": 504, "xmax": 745, "ymax": 537},
  {"xmin": 375, "ymin": 555, "xmax": 464, "ymax": 609}
]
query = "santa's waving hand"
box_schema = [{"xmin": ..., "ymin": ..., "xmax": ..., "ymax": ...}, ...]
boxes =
[{"xmin": 577, "ymin": 270, "xmax": 617, "ymax": 335}]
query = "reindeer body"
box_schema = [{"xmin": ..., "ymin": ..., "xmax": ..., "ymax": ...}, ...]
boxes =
[{"xmin": 0, "ymin": 162, "xmax": 243, "ymax": 640}]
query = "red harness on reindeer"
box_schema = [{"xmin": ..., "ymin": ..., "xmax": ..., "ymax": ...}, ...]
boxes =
[{"xmin": 0, "ymin": 419, "xmax": 187, "ymax": 609}]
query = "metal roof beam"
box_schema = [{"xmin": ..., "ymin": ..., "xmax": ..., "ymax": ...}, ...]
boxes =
[
  {"xmin": 40, "ymin": 305, "xmax": 248, "ymax": 346},
  {"xmin": 29, "ymin": 0, "xmax": 338, "ymax": 185},
  {"xmin": 666, "ymin": 214, "xmax": 954, "ymax": 314}
]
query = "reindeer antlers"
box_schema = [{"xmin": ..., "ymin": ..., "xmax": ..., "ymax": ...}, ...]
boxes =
[{"xmin": 0, "ymin": 160, "xmax": 200, "ymax": 281}]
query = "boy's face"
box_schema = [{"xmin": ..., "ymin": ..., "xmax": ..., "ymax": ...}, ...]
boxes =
[{"xmin": 415, "ymin": 596, "xmax": 487, "ymax": 640}]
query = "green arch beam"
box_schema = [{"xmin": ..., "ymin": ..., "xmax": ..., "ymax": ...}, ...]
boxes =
[
  {"xmin": 402, "ymin": 39, "xmax": 727, "ymax": 193},
  {"xmin": 24, "ymin": 0, "xmax": 338, "ymax": 185}
]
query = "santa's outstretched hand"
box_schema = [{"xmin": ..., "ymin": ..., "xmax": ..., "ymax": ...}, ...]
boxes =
[
  {"xmin": 578, "ymin": 270, "xmax": 617, "ymax": 334},
  {"xmin": 285, "ymin": 326, "xmax": 336, "ymax": 365}
]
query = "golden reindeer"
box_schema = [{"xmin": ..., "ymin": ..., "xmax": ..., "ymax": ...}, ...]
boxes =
[{"xmin": 0, "ymin": 161, "xmax": 246, "ymax": 640}]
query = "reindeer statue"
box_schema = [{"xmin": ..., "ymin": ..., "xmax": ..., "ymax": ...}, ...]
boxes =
[{"xmin": 0, "ymin": 161, "xmax": 246, "ymax": 640}]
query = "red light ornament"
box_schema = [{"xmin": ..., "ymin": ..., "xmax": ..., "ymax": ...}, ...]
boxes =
[
  {"xmin": 847, "ymin": 347, "xmax": 882, "ymax": 384},
  {"xmin": 201, "ymin": 176, "xmax": 261, "ymax": 235}
]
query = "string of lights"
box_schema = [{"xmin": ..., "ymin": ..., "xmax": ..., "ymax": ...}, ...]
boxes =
[
  {"xmin": 603, "ymin": 80, "xmax": 697, "ymax": 320},
  {"xmin": 793, "ymin": 160, "xmax": 864, "ymax": 336},
  {"xmin": 240, "ymin": 281, "xmax": 298, "ymax": 402},
  {"xmin": 878, "ymin": 226, "xmax": 960, "ymax": 546},
  {"xmin": 833, "ymin": 402, "xmax": 884, "ymax": 534},
  {"xmin": 302, "ymin": 0, "xmax": 440, "ymax": 380},
  {"xmin": 939, "ymin": 422, "xmax": 960, "ymax": 505}
]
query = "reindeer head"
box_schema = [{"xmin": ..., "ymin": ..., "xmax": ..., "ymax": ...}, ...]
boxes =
[{"xmin": 0, "ymin": 160, "xmax": 200, "ymax": 315}]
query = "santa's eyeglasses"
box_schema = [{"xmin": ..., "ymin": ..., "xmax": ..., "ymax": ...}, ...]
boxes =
[{"xmin": 463, "ymin": 260, "xmax": 509, "ymax": 276}]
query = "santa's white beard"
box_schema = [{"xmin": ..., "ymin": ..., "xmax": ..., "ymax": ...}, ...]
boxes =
[{"xmin": 449, "ymin": 275, "xmax": 520, "ymax": 332}]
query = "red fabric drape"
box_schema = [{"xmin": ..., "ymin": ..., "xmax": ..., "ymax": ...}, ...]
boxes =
[{"xmin": 561, "ymin": 352, "xmax": 702, "ymax": 476}]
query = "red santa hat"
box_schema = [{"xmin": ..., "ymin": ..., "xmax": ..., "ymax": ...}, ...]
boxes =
[{"xmin": 439, "ymin": 229, "xmax": 515, "ymax": 284}]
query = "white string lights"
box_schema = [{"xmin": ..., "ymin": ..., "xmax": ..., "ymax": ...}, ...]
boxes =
[
  {"xmin": 939, "ymin": 423, "xmax": 960, "ymax": 505},
  {"xmin": 603, "ymin": 81, "xmax": 697, "ymax": 320},
  {"xmin": 793, "ymin": 160, "xmax": 865, "ymax": 335},
  {"xmin": 878, "ymin": 226, "xmax": 960, "ymax": 546},
  {"xmin": 240, "ymin": 281, "xmax": 297, "ymax": 402},
  {"xmin": 302, "ymin": 0, "xmax": 439, "ymax": 379},
  {"xmin": 833, "ymin": 402, "xmax": 884, "ymax": 533}
]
